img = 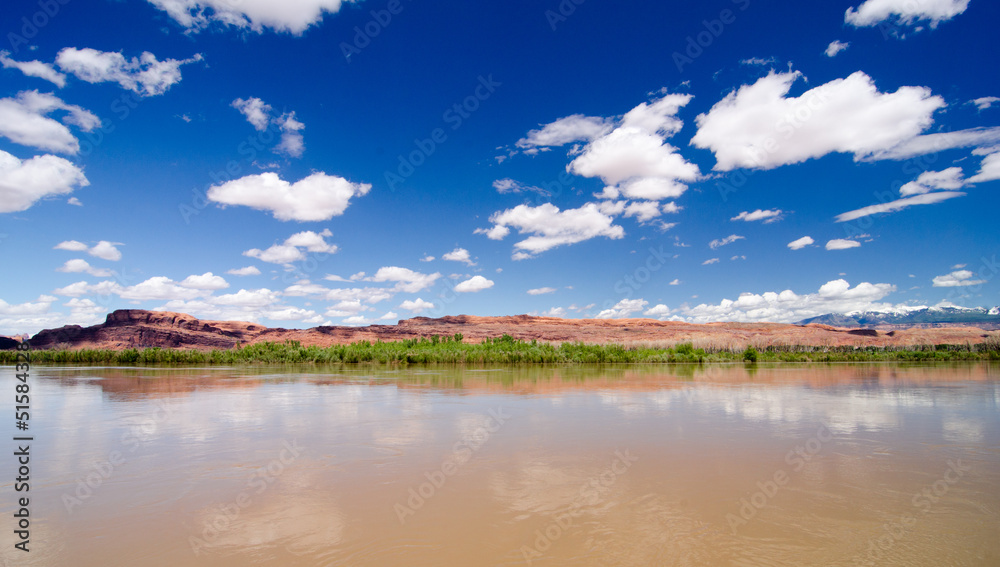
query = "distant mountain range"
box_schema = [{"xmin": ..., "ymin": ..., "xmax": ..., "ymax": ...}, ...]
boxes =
[{"xmin": 797, "ymin": 306, "xmax": 1000, "ymax": 329}]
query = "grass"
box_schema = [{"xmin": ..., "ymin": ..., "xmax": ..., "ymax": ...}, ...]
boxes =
[{"xmin": 3, "ymin": 334, "xmax": 1000, "ymax": 365}]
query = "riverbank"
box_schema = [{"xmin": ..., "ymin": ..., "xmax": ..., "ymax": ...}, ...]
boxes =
[{"xmin": 4, "ymin": 335, "xmax": 999, "ymax": 365}]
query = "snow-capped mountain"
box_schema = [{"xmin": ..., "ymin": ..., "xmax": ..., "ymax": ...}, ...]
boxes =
[{"xmin": 796, "ymin": 306, "xmax": 1000, "ymax": 329}]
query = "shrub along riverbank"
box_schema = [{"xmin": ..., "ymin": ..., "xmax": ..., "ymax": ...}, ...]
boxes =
[{"xmin": 3, "ymin": 334, "xmax": 1000, "ymax": 365}]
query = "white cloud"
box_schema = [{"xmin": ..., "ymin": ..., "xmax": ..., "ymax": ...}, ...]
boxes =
[
  {"xmin": 227, "ymin": 266, "xmax": 262, "ymax": 276},
  {"xmin": 208, "ymin": 172, "xmax": 370, "ymax": 221},
  {"xmin": 741, "ymin": 57, "xmax": 777, "ymax": 66},
  {"xmin": 644, "ymin": 304, "xmax": 673, "ymax": 318},
  {"xmin": 732, "ymin": 209, "xmax": 783, "ymax": 222},
  {"xmin": 480, "ymin": 202, "xmax": 624, "ymax": 258},
  {"xmin": 56, "ymin": 48, "xmax": 202, "ymax": 96},
  {"xmin": 824, "ymin": 40, "xmax": 849, "ymax": 57},
  {"xmin": 709, "ymin": 234, "xmax": 744, "ymax": 249},
  {"xmin": 971, "ymin": 97, "xmax": 1000, "ymax": 111},
  {"xmin": 787, "ymin": 236, "xmax": 814, "ymax": 250},
  {"xmin": 276, "ymin": 112, "xmax": 305, "ymax": 157},
  {"xmin": 868, "ymin": 127, "xmax": 1000, "ymax": 161},
  {"xmin": 398, "ymin": 298, "xmax": 435, "ymax": 313},
  {"xmin": 244, "ymin": 229, "xmax": 337, "ymax": 264},
  {"xmin": 596, "ymin": 298, "xmax": 648, "ymax": 319},
  {"xmin": 570, "ymin": 127, "xmax": 699, "ymax": 187},
  {"xmin": 968, "ymin": 150, "xmax": 1000, "ymax": 183},
  {"xmin": 67, "ymin": 197, "xmax": 82, "ymax": 206},
  {"xmin": 118, "ymin": 277, "xmax": 206, "ymax": 301},
  {"xmin": 145, "ymin": 0, "xmax": 349, "ymax": 34},
  {"xmin": 932, "ymin": 270, "xmax": 986, "ymax": 287},
  {"xmin": 516, "ymin": 114, "xmax": 612, "ymax": 150},
  {"xmin": 0, "ymin": 90, "xmax": 100, "ymax": 154},
  {"xmin": 54, "ymin": 240, "xmax": 88, "ymax": 252},
  {"xmin": 835, "ymin": 191, "xmax": 965, "ymax": 222},
  {"xmin": 56, "ymin": 259, "xmax": 113, "ymax": 277},
  {"xmin": 419, "ymin": 255, "xmax": 435, "ymax": 262},
  {"xmin": 179, "ymin": 272, "xmax": 229, "ymax": 290},
  {"xmin": 669, "ymin": 279, "xmax": 680, "ymax": 286},
  {"xmin": 702, "ymin": 258, "xmax": 720, "ymax": 265},
  {"xmin": 899, "ymin": 167, "xmax": 965, "ymax": 195},
  {"xmin": 0, "ymin": 150, "xmax": 88, "ymax": 213},
  {"xmin": 492, "ymin": 178, "xmax": 551, "ymax": 195},
  {"xmin": 826, "ymin": 239, "xmax": 862, "ymax": 250},
  {"xmin": 369, "ymin": 267, "xmax": 440, "ymax": 293},
  {"xmin": 442, "ymin": 247, "xmax": 475, "ymax": 266},
  {"xmin": 527, "ymin": 287, "xmax": 557, "ymax": 295},
  {"xmin": 845, "ymin": 0, "xmax": 969, "ymax": 28},
  {"xmin": 691, "ymin": 71, "xmax": 944, "ymax": 171},
  {"xmin": 623, "ymin": 201, "xmax": 663, "ymax": 223},
  {"xmin": 232, "ymin": 97, "xmax": 272, "ymax": 131},
  {"xmin": 88, "ymin": 241, "xmax": 122, "ymax": 261},
  {"xmin": 680, "ymin": 279, "xmax": 898, "ymax": 323},
  {"xmin": 454, "ymin": 276, "xmax": 494, "ymax": 293},
  {"xmin": 0, "ymin": 51, "xmax": 66, "ymax": 87}
]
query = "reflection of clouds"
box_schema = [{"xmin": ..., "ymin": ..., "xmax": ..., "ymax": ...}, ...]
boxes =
[
  {"xmin": 190, "ymin": 465, "xmax": 344, "ymax": 558},
  {"xmin": 942, "ymin": 417, "xmax": 984, "ymax": 444},
  {"xmin": 598, "ymin": 392, "xmax": 647, "ymax": 416}
]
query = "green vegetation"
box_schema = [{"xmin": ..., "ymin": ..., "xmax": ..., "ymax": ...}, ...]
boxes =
[{"xmin": 2, "ymin": 335, "xmax": 999, "ymax": 365}]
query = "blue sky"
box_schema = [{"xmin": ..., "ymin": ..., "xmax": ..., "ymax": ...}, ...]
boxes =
[{"xmin": 1, "ymin": 0, "xmax": 998, "ymax": 335}]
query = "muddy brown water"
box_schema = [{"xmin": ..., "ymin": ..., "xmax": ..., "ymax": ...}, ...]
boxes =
[{"xmin": 1, "ymin": 363, "xmax": 998, "ymax": 566}]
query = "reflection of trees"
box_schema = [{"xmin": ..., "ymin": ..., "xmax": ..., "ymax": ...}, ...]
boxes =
[{"xmin": 31, "ymin": 362, "xmax": 1000, "ymax": 400}]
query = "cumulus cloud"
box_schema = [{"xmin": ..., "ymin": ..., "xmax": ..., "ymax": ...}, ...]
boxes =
[
  {"xmin": 932, "ymin": 270, "xmax": 986, "ymax": 287},
  {"xmin": 623, "ymin": 201, "xmax": 664, "ymax": 223},
  {"xmin": 145, "ymin": 0, "xmax": 349, "ymax": 34},
  {"xmin": 244, "ymin": 229, "xmax": 337, "ymax": 264},
  {"xmin": 527, "ymin": 287, "xmax": 557, "ymax": 295},
  {"xmin": 835, "ymin": 191, "xmax": 965, "ymax": 222},
  {"xmin": 824, "ymin": 40, "xmax": 849, "ymax": 57},
  {"xmin": 276, "ymin": 112, "xmax": 305, "ymax": 157},
  {"xmin": 56, "ymin": 48, "xmax": 202, "ymax": 96},
  {"xmin": 899, "ymin": 167, "xmax": 965, "ymax": 195},
  {"xmin": 454, "ymin": 275, "xmax": 494, "ymax": 293},
  {"xmin": 826, "ymin": 239, "xmax": 861, "ymax": 250},
  {"xmin": 845, "ymin": 0, "xmax": 969, "ymax": 28},
  {"xmin": 369, "ymin": 267, "xmax": 440, "ymax": 293},
  {"xmin": 596, "ymin": 298, "xmax": 648, "ymax": 319},
  {"xmin": 56, "ymin": 259, "xmax": 113, "ymax": 277},
  {"xmin": 442, "ymin": 247, "xmax": 475, "ymax": 266},
  {"xmin": 227, "ymin": 266, "xmax": 262, "ymax": 276},
  {"xmin": 478, "ymin": 202, "xmax": 624, "ymax": 258},
  {"xmin": 709, "ymin": 234, "xmax": 744, "ymax": 249},
  {"xmin": 398, "ymin": 298, "xmax": 435, "ymax": 313},
  {"xmin": 0, "ymin": 90, "xmax": 100, "ymax": 154},
  {"xmin": 732, "ymin": 209, "xmax": 783, "ymax": 222},
  {"xmin": 677, "ymin": 279, "xmax": 898, "ymax": 323},
  {"xmin": 691, "ymin": 71, "xmax": 944, "ymax": 171},
  {"xmin": 971, "ymin": 97, "xmax": 1000, "ymax": 111},
  {"xmin": 55, "ymin": 240, "xmax": 122, "ymax": 261},
  {"xmin": 787, "ymin": 236, "xmax": 815, "ymax": 250},
  {"xmin": 208, "ymin": 172, "xmax": 370, "ymax": 221},
  {"xmin": 178, "ymin": 272, "xmax": 229, "ymax": 290},
  {"xmin": 0, "ymin": 151, "xmax": 89, "ymax": 213},
  {"xmin": 232, "ymin": 97, "xmax": 272, "ymax": 131},
  {"xmin": 516, "ymin": 114, "xmax": 613, "ymax": 150},
  {"xmin": 0, "ymin": 51, "xmax": 66, "ymax": 87},
  {"xmin": 968, "ymin": 149, "xmax": 1000, "ymax": 183}
]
